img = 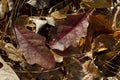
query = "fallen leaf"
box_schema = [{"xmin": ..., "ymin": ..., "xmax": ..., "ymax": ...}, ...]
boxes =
[
  {"xmin": 50, "ymin": 49, "xmax": 63, "ymax": 63},
  {"xmin": 63, "ymin": 57, "xmax": 84, "ymax": 80},
  {"xmin": 4, "ymin": 43, "xmax": 25, "ymax": 62},
  {"xmin": 52, "ymin": 46, "xmax": 80, "ymax": 57},
  {"xmin": 51, "ymin": 11, "xmax": 67, "ymax": 19},
  {"xmin": 51, "ymin": 4, "xmax": 70, "ymax": 19},
  {"xmin": 91, "ymin": 33, "xmax": 120, "ymax": 77},
  {"xmin": 49, "ymin": 10, "xmax": 94, "ymax": 51},
  {"xmin": 92, "ymin": 34, "xmax": 116, "ymax": 52},
  {"xmin": 0, "ymin": 55, "xmax": 20, "ymax": 80},
  {"xmin": 84, "ymin": 14, "xmax": 113, "ymax": 52},
  {"xmin": 0, "ymin": 40, "xmax": 24, "ymax": 62},
  {"xmin": 15, "ymin": 15, "xmax": 29, "ymax": 27},
  {"xmin": 82, "ymin": 0, "xmax": 113, "ymax": 8},
  {"xmin": 15, "ymin": 27, "xmax": 55, "ymax": 69}
]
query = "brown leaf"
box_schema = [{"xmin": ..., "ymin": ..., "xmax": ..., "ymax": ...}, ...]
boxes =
[
  {"xmin": 84, "ymin": 14, "xmax": 113, "ymax": 52},
  {"xmin": 51, "ymin": 4, "xmax": 70, "ymax": 19},
  {"xmin": 82, "ymin": 0, "xmax": 113, "ymax": 8},
  {"xmin": 15, "ymin": 15, "xmax": 29, "ymax": 27},
  {"xmin": 63, "ymin": 57, "xmax": 83, "ymax": 80},
  {"xmin": 4, "ymin": 43, "xmax": 25, "ymax": 62},
  {"xmin": 94, "ymin": 51, "xmax": 120, "ymax": 77},
  {"xmin": 92, "ymin": 34, "xmax": 116, "ymax": 52},
  {"xmin": 15, "ymin": 27, "xmax": 55, "ymax": 69},
  {"xmin": 50, "ymin": 49, "xmax": 63, "ymax": 63},
  {"xmin": 0, "ymin": 40, "xmax": 24, "ymax": 62}
]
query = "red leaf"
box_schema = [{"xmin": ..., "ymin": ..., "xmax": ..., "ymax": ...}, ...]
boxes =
[
  {"xmin": 49, "ymin": 10, "xmax": 94, "ymax": 51},
  {"xmin": 15, "ymin": 27, "xmax": 55, "ymax": 69}
]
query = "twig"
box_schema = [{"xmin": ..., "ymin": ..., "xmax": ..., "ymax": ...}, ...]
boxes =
[{"xmin": 112, "ymin": 6, "xmax": 120, "ymax": 30}]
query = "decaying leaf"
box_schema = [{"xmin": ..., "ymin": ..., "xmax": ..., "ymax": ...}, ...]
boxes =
[
  {"xmin": 82, "ymin": 0, "xmax": 113, "ymax": 8},
  {"xmin": 15, "ymin": 27, "xmax": 55, "ymax": 69},
  {"xmin": 49, "ymin": 10, "xmax": 94, "ymax": 51},
  {"xmin": 92, "ymin": 34, "xmax": 116, "ymax": 52},
  {"xmin": 91, "ymin": 33, "xmax": 120, "ymax": 77},
  {"xmin": 84, "ymin": 14, "xmax": 113, "ymax": 52},
  {"xmin": 4, "ymin": 43, "xmax": 25, "ymax": 62},
  {"xmin": 0, "ymin": 55, "xmax": 20, "ymax": 80},
  {"xmin": 51, "ymin": 4, "xmax": 70, "ymax": 19},
  {"xmin": 0, "ymin": 40, "xmax": 24, "ymax": 62}
]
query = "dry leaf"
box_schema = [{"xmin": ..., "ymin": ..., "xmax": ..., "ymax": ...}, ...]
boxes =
[
  {"xmin": 50, "ymin": 49, "xmax": 63, "ymax": 63},
  {"xmin": 84, "ymin": 14, "xmax": 113, "ymax": 51},
  {"xmin": 82, "ymin": 0, "xmax": 113, "ymax": 8},
  {"xmin": 51, "ymin": 11, "xmax": 67, "ymax": 19},
  {"xmin": 15, "ymin": 15, "xmax": 29, "ymax": 27},
  {"xmin": 0, "ymin": 40, "xmax": 24, "ymax": 62},
  {"xmin": 92, "ymin": 34, "xmax": 116, "ymax": 52},
  {"xmin": 0, "ymin": 55, "xmax": 20, "ymax": 80},
  {"xmin": 15, "ymin": 27, "xmax": 55, "ymax": 69},
  {"xmin": 64, "ymin": 57, "xmax": 84, "ymax": 80},
  {"xmin": 91, "ymin": 33, "xmax": 120, "ymax": 77},
  {"xmin": 4, "ymin": 43, "xmax": 25, "ymax": 62},
  {"xmin": 51, "ymin": 4, "xmax": 70, "ymax": 19},
  {"xmin": 49, "ymin": 10, "xmax": 94, "ymax": 51},
  {"xmin": 94, "ymin": 51, "xmax": 120, "ymax": 77}
]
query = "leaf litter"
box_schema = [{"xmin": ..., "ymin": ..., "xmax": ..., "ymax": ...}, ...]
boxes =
[{"xmin": 1, "ymin": 0, "xmax": 120, "ymax": 80}]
